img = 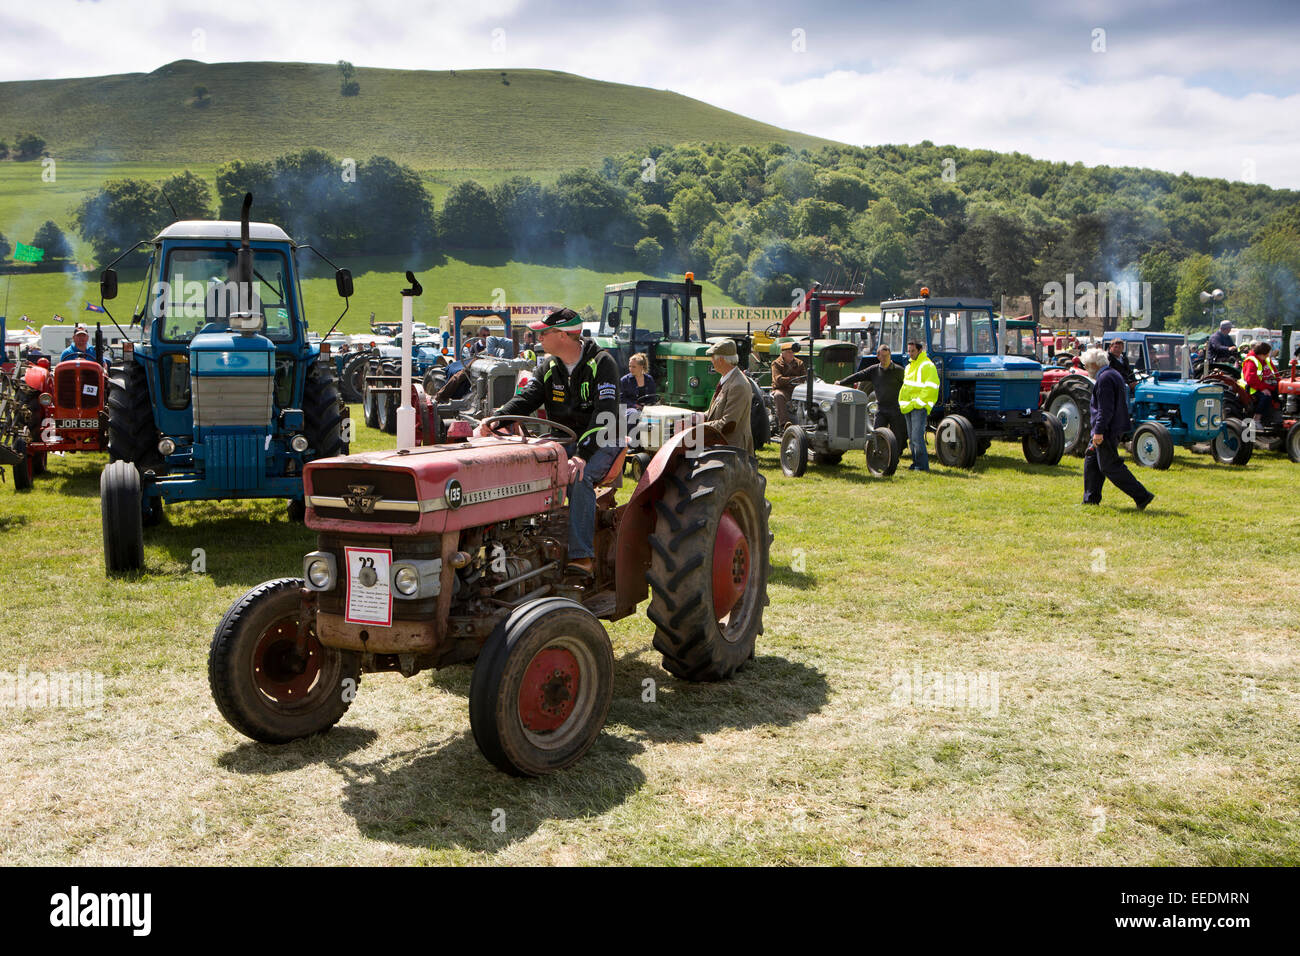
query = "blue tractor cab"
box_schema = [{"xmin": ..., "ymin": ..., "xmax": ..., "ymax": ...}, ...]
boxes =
[
  {"xmin": 96, "ymin": 193, "xmax": 354, "ymax": 573},
  {"xmin": 874, "ymin": 292, "xmax": 1064, "ymax": 468},
  {"xmin": 1102, "ymin": 331, "xmax": 1188, "ymax": 382}
]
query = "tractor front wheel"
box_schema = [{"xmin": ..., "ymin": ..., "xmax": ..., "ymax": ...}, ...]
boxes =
[
  {"xmin": 1022, "ymin": 415, "xmax": 1066, "ymax": 466},
  {"xmin": 11, "ymin": 437, "xmax": 33, "ymax": 491},
  {"xmin": 208, "ymin": 578, "xmax": 361, "ymax": 744},
  {"xmin": 421, "ymin": 367, "xmax": 447, "ymax": 398},
  {"xmin": 1131, "ymin": 422, "xmax": 1175, "ymax": 470},
  {"xmin": 469, "ymin": 597, "xmax": 614, "ymax": 776},
  {"xmin": 338, "ymin": 353, "xmax": 368, "ymax": 403},
  {"xmin": 1047, "ymin": 378, "xmax": 1092, "ymax": 456},
  {"xmin": 648, "ymin": 446, "xmax": 770, "ymax": 681},
  {"xmin": 865, "ymin": 427, "xmax": 900, "ymax": 477},
  {"xmin": 780, "ymin": 425, "xmax": 808, "ymax": 477},
  {"xmin": 303, "ymin": 362, "xmax": 349, "ymax": 460},
  {"xmin": 1286, "ymin": 422, "xmax": 1300, "ymax": 463},
  {"xmin": 935, "ymin": 414, "xmax": 978, "ymax": 468},
  {"xmin": 1213, "ymin": 418, "xmax": 1253, "ymax": 466},
  {"xmin": 363, "ymin": 386, "xmax": 381, "ymax": 430},
  {"xmin": 625, "ymin": 451, "xmax": 653, "ymax": 482},
  {"xmin": 101, "ymin": 460, "xmax": 144, "ymax": 574}
]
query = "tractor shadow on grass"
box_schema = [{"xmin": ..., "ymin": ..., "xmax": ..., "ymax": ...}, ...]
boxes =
[
  {"xmin": 333, "ymin": 730, "xmax": 648, "ymax": 854},
  {"xmin": 150, "ymin": 509, "xmax": 316, "ymax": 585}
]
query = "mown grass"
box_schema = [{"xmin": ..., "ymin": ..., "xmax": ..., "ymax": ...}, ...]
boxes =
[{"xmin": 0, "ymin": 421, "xmax": 1297, "ymax": 865}]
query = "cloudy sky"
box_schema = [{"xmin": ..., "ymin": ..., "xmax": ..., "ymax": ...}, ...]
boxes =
[{"xmin": 3, "ymin": 0, "xmax": 1299, "ymax": 188}]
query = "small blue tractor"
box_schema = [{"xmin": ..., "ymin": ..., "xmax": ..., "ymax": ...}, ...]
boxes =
[
  {"xmin": 872, "ymin": 290, "xmax": 1065, "ymax": 468},
  {"xmin": 1124, "ymin": 373, "xmax": 1249, "ymax": 468},
  {"xmin": 96, "ymin": 193, "xmax": 354, "ymax": 573}
]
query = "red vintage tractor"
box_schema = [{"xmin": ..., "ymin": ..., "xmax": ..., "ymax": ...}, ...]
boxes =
[
  {"xmin": 208, "ymin": 419, "xmax": 771, "ymax": 776},
  {"xmin": 1040, "ymin": 366, "xmax": 1093, "ymax": 456},
  {"xmin": 0, "ymin": 352, "xmax": 111, "ymax": 490},
  {"xmin": 1201, "ymin": 356, "xmax": 1300, "ymax": 461}
]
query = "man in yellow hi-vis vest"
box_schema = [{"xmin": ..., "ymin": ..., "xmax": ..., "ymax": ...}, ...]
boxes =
[{"xmin": 898, "ymin": 340, "xmax": 940, "ymax": 471}]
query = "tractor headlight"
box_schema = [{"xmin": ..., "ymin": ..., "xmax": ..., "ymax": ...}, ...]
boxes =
[
  {"xmin": 302, "ymin": 551, "xmax": 337, "ymax": 592},
  {"xmin": 390, "ymin": 558, "xmax": 442, "ymax": 599},
  {"xmin": 820, "ymin": 401, "xmax": 832, "ymax": 412},
  {"xmin": 290, "ymin": 434, "xmax": 310, "ymax": 453},
  {"xmin": 689, "ymin": 376, "xmax": 700, "ymax": 389},
  {"xmin": 393, "ymin": 566, "xmax": 419, "ymax": 596},
  {"xmin": 39, "ymin": 393, "xmax": 53, "ymax": 407},
  {"xmin": 158, "ymin": 438, "xmax": 176, "ymax": 456}
]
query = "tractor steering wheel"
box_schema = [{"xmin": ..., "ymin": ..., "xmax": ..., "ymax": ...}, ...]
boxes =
[
  {"xmin": 764, "ymin": 322, "xmax": 783, "ymax": 337},
  {"xmin": 480, "ymin": 414, "xmax": 578, "ymax": 444}
]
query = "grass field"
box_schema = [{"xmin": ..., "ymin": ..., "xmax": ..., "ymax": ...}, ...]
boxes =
[{"xmin": 1, "ymin": 419, "xmax": 1297, "ymax": 865}]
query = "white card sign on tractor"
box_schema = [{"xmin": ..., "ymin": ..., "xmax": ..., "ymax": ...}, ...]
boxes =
[{"xmin": 344, "ymin": 546, "xmax": 393, "ymax": 626}]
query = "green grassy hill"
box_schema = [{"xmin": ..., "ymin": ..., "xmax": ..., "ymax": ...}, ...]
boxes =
[{"xmin": 0, "ymin": 61, "xmax": 836, "ymax": 171}]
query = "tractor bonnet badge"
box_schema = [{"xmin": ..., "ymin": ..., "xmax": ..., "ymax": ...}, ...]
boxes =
[
  {"xmin": 445, "ymin": 478, "xmax": 463, "ymax": 510},
  {"xmin": 342, "ymin": 484, "xmax": 382, "ymax": 514}
]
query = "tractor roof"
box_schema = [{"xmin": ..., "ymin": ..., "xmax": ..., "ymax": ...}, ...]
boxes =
[
  {"xmin": 154, "ymin": 221, "xmax": 295, "ymax": 244},
  {"xmin": 881, "ymin": 296, "xmax": 995, "ymax": 310},
  {"xmin": 604, "ymin": 279, "xmax": 697, "ymax": 295}
]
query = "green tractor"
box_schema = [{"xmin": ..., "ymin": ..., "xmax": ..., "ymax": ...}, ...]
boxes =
[{"xmin": 593, "ymin": 275, "xmax": 768, "ymax": 469}]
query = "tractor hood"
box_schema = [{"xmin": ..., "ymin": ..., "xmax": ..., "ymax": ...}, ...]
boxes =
[
  {"xmin": 304, "ymin": 437, "xmax": 569, "ymax": 536},
  {"xmin": 796, "ymin": 377, "xmax": 870, "ymax": 406},
  {"xmin": 1136, "ymin": 378, "xmax": 1221, "ymax": 402},
  {"xmin": 933, "ymin": 353, "xmax": 1043, "ymax": 381}
]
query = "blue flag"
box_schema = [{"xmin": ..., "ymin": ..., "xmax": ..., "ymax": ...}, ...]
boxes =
[{"xmin": 85, "ymin": 302, "xmax": 107, "ymax": 313}]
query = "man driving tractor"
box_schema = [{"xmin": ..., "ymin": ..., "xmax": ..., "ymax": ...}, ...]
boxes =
[{"xmin": 475, "ymin": 307, "xmax": 622, "ymax": 580}]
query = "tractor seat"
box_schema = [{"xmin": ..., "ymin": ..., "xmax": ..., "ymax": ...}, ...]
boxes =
[{"xmin": 597, "ymin": 447, "xmax": 627, "ymax": 488}]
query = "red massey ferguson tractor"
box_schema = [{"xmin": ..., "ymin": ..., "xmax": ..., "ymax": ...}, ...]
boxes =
[
  {"xmin": 0, "ymin": 353, "xmax": 111, "ymax": 490},
  {"xmin": 208, "ymin": 415, "xmax": 771, "ymax": 776}
]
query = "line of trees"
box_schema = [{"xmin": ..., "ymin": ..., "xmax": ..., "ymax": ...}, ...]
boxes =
[{"xmin": 66, "ymin": 141, "xmax": 1300, "ymax": 330}]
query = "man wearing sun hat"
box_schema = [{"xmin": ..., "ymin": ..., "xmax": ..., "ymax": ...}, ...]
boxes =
[{"xmin": 477, "ymin": 307, "xmax": 622, "ymax": 579}]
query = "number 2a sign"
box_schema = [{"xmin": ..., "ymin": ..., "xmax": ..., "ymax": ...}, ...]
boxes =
[{"xmin": 344, "ymin": 546, "xmax": 393, "ymax": 627}]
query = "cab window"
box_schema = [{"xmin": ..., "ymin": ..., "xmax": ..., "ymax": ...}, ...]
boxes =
[{"xmin": 157, "ymin": 248, "xmax": 295, "ymax": 343}]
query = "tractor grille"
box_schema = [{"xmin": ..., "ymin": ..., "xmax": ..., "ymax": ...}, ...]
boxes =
[
  {"xmin": 974, "ymin": 381, "xmax": 1001, "ymax": 410},
  {"xmin": 55, "ymin": 366, "xmax": 102, "ymax": 412},
  {"xmin": 833, "ymin": 402, "xmax": 867, "ymax": 438},
  {"xmin": 192, "ymin": 375, "xmax": 273, "ymax": 428},
  {"xmin": 491, "ymin": 373, "xmax": 517, "ymax": 410},
  {"xmin": 204, "ymin": 433, "xmax": 263, "ymax": 490},
  {"xmin": 309, "ymin": 467, "xmax": 420, "ymax": 525}
]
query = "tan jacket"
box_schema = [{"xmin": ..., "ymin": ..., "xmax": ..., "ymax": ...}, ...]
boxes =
[
  {"xmin": 770, "ymin": 354, "xmax": 806, "ymax": 395},
  {"xmin": 704, "ymin": 367, "xmax": 754, "ymax": 456}
]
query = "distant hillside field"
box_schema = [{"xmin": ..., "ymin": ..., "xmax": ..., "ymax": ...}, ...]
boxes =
[{"xmin": 0, "ymin": 61, "xmax": 837, "ymax": 170}]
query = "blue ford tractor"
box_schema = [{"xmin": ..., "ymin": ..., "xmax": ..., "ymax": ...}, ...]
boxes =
[
  {"xmin": 96, "ymin": 193, "xmax": 354, "ymax": 574},
  {"xmin": 1123, "ymin": 373, "xmax": 1249, "ymax": 468},
  {"xmin": 872, "ymin": 292, "xmax": 1065, "ymax": 468}
]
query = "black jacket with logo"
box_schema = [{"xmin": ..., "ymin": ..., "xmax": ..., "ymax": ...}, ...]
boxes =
[{"xmin": 497, "ymin": 338, "xmax": 621, "ymax": 460}]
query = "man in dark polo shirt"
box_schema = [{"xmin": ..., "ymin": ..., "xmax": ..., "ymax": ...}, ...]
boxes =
[{"xmin": 838, "ymin": 344, "xmax": 906, "ymax": 441}]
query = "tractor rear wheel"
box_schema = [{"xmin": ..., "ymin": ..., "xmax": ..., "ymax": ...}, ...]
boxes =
[
  {"xmin": 106, "ymin": 360, "xmax": 163, "ymax": 470},
  {"xmin": 648, "ymin": 446, "xmax": 770, "ymax": 682},
  {"xmin": 1022, "ymin": 415, "xmax": 1066, "ymax": 465},
  {"xmin": 208, "ymin": 578, "xmax": 361, "ymax": 744},
  {"xmin": 101, "ymin": 460, "xmax": 144, "ymax": 574},
  {"xmin": 1213, "ymin": 418, "xmax": 1253, "ymax": 466},
  {"xmin": 780, "ymin": 425, "xmax": 808, "ymax": 477},
  {"xmin": 1131, "ymin": 422, "xmax": 1175, "ymax": 470},
  {"xmin": 338, "ymin": 353, "xmax": 368, "ymax": 403},
  {"xmin": 1287, "ymin": 422, "xmax": 1300, "ymax": 463},
  {"xmin": 303, "ymin": 362, "xmax": 349, "ymax": 460},
  {"xmin": 935, "ymin": 414, "xmax": 978, "ymax": 468},
  {"xmin": 421, "ymin": 366, "xmax": 447, "ymax": 398},
  {"xmin": 1047, "ymin": 378, "xmax": 1092, "ymax": 456},
  {"xmin": 363, "ymin": 386, "xmax": 380, "ymax": 429},
  {"xmin": 865, "ymin": 427, "xmax": 900, "ymax": 477},
  {"xmin": 469, "ymin": 597, "xmax": 614, "ymax": 776}
]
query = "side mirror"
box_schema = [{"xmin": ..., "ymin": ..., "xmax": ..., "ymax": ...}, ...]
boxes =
[
  {"xmin": 101, "ymin": 269, "xmax": 118, "ymax": 301},
  {"xmin": 336, "ymin": 269, "xmax": 354, "ymax": 298},
  {"xmin": 607, "ymin": 311, "xmax": 620, "ymax": 330}
]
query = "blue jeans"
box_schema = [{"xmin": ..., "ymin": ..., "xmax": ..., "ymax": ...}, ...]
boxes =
[
  {"xmin": 906, "ymin": 409, "xmax": 929, "ymax": 470},
  {"xmin": 565, "ymin": 443, "xmax": 623, "ymax": 560}
]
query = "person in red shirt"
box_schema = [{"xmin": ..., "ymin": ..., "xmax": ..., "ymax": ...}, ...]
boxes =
[{"xmin": 1241, "ymin": 341, "xmax": 1281, "ymax": 426}]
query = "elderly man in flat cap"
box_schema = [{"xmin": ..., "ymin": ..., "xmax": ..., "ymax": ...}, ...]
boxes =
[{"xmin": 698, "ymin": 338, "xmax": 753, "ymax": 456}]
